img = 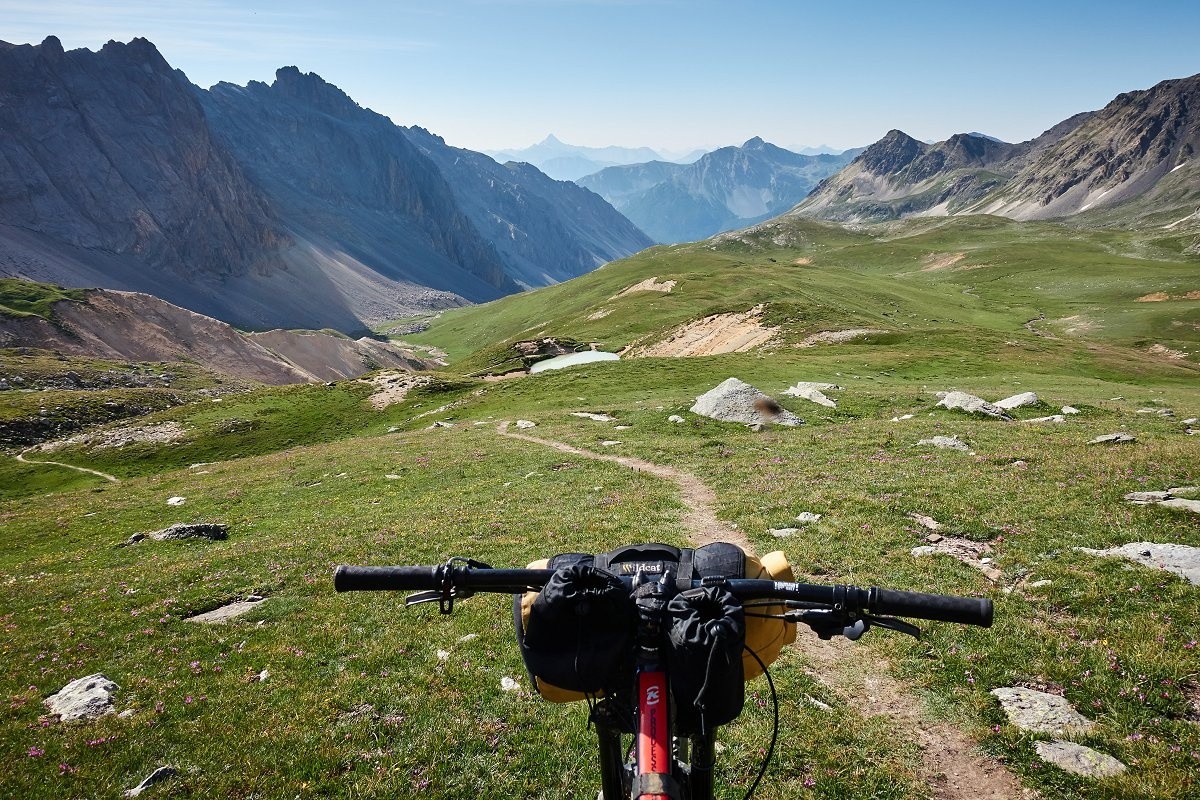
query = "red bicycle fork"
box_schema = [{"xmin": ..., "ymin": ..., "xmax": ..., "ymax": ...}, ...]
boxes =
[{"xmin": 636, "ymin": 668, "xmax": 671, "ymax": 800}]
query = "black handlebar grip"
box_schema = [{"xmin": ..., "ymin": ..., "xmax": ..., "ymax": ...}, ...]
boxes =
[
  {"xmin": 333, "ymin": 565, "xmax": 441, "ymax": 592},
  {"xmin": 872, "ymin": 588, "xmax": 993, "ymax": 627}
]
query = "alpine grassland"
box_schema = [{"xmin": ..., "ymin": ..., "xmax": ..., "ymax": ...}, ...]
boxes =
[{"xmin": 2, "ymin": 215, "xmax": 1198, "ymax": 799}]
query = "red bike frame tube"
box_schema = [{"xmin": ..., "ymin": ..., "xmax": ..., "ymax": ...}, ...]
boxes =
[{"xmin": 636, "ymin": 668, "xmax": 671, "ymax": 800}]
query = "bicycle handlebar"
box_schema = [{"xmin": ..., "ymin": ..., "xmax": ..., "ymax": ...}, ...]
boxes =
[{"xmin": 333, "ymin": 564, "xmax": 993, "ymax": 627}]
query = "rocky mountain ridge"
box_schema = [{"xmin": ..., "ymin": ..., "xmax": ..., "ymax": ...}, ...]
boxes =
[
  {"xmin": 0, "ymin": 37, "xmax": 651, "ymax": 333},
  {"xmin": 794, "ymin": 73, "xmax": 1200, "ymax": 227},
  {"xmin": 578, "ymin": 138, "xmax": 860, "ymax": 243},
  {"xmin": 0, "ymin": 288, "xmax": 434, "ymax": 384}
]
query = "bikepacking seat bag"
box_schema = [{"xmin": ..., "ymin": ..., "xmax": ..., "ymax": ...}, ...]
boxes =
[
  {"xmin": 667, "ymin": 586, "xmax": 745, "ymax": 735},
  {"xmin": 514, "ymin": 543, "xmax": 796, "ymax": 703}
]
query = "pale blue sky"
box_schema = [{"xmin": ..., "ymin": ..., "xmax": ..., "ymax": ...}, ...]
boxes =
[{"xmin": 3, "ymin": 0, "xmax": 1198, "ymax": 153}]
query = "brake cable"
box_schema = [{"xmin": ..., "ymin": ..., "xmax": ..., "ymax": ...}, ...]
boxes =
[{"xmin": 741, "ymin": 646, "xmax": 778, "ymax": 800}]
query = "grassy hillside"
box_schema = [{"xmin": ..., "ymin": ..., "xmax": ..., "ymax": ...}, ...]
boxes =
[
  {"xmin": 0, "ymin": 278, "xmax": 86, "ymax": 319},
  {"xmin": 3, "ymin": 213, "xmax": 1199, "ymax": 799},
  {"xmin": 407, "ymin": 215, "xmax": 1199, "ymax": 376}
]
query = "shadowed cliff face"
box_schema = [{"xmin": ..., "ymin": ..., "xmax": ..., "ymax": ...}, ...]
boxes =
[
  {"xmin": 199, "ymin": 68, "xmax": 519, "ymax": 300},
  {"xmin": 0, "ymin": 36, "xmax": 286, "ymax": 278}
]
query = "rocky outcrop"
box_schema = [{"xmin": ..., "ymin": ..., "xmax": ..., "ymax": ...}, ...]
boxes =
[{"xmin": 579, "ymin": 138, "xmax": 858, "ymax": 243}]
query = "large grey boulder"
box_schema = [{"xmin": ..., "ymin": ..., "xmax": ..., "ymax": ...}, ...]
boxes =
[
  {"xmin": 995, "ymin": 391, "xmax": 1039, "ymax": 409},
  {"xmin": 990, "ymin": 687, "xmax": 1094, "ymax": 734},
  {"xmin": 44, "ymin": 673, "xmax": 119, "ymax": 721},
  {"xmin": 1034, "ymin": 740, "xmax": 1126, "ymax": 778},
  {"xmin": 917, "ymin": 435, "xmax": 971, "ymax": 452},
  {"xmin": 935, "ymin": 391, "xmax": 1011, "ymax": 420},
  {"xmin": 691, "ymin": 378, "xmax": 802, "ymax": 428}
]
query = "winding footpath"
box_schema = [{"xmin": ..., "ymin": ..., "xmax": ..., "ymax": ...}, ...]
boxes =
[
  {"xmin": 497, "ymin": 421, "xmax": 1030, "ymax": 800},
  {"xmin": 15, "ymin": 448, "xmax": 119, "ymax": 483}
]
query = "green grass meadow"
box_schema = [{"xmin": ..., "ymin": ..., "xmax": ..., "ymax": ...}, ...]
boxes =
[{"xmin": 3, "ymin": 215, "xmax": 1199, "ymax": 798}]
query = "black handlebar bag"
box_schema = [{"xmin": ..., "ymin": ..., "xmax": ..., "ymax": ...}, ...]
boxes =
[
  {"xmin": 518, "ymin": 564, "xmax": 636, "ymax": 696},
  {"xmin": 667, "ymin": 586, "xmax": 746, "ymax": 735}
]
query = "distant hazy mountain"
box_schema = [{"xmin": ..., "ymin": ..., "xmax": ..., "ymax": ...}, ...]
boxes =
[
  {"xmin": 487, "ymin": 134, "xmax": 699, "ymax": 181},
  {"xmin": 0, "ymin": 37, "xmax": 652, "ymax": 332},
  {"xmin": 403, "ymin": 127, "xmax": 653, "ymax": 288},
  {"xmin": 577, "ymin": 138, "xmax": 861, "ymax": 243},
  {"xmin": 795, "ymin": 73, "xmax": 1200, "ymax": 226}
]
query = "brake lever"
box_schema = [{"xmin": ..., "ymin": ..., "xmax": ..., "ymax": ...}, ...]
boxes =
[
  {"xmin": 404, "ymin": 590, "xmax": 444, "ymax": 607},
  {"xmin": 404, "ymin": 557, "xmax": 496, "ymax": 613},
  {"xmin": 790, "ymin": 610, "xmax": 922, "ymax": 641},
  {"xmin": 861, "ymin": 614, "xmax": 921, "ymax": 640}
]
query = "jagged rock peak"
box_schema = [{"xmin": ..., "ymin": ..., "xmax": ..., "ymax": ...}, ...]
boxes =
[
  {"xmin": 40, "ymin": 35, "xmax": 64, "ymax": 56},
  {"xmin": 743, "ymin": 136, "xmax": 767, "ymax": 149},
  {"xmin": 859, "ymin": 129, "xmax": 926, "ymax": 173},
  {"xmin": 271, "ymin": 66, "xmax": 362, "ymax": 118},
  {"xmin": 98, "ymin": 36, "xmax": 171, "ymax": 70}
]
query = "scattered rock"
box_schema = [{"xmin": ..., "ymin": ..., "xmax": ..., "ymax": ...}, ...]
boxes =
[
  {"xmin": 570, "ymin": 412, "xmax": 616, "ymax": 422},
  {"xmin": 1161, "ymin": 498, "xmax": 1200, "ymax": 513},
  {"xmin": 1087, "ymin": 433, "xmax": 1135, "ymax": 445},
  {"xmin": 1028, "ymin": 579, "xmax": 1052, "ymax": 588},
  {"xmin": 186, "ymin": 597, "xmax": 267, "ymax": 624},
  {"xmin": 907, "ymin": 512, "xmax": 944, "ymax": 531},
  {"xmin": 1033, "ymin": 740, "xmax": 1126, "ymax": 778},
  {"xmin": 917, "ymin": 435, "xmax": 971, "ymax": 452},
  {"xmin": 138, "ymin": 523, "xmax": 229, "ymax": 543},
  {"xmin": 250, "ymin": 669, "xmax": 270, "ymax": 683},
  {"xmin": 458, "ymin": 633, "xmax": 479, "ymax": 643},
  {"xmin": 769, "ymin": 528, "xmax": 799, "ymax": 538},
  {"xmin": 1062, "ymin": 406, "xmax": 1080, "ymax": 415},
  {"xmin": 798, "ymin": 328, "xmax": 886, "ymax": 347},
  {"xmin": 436, "ymin": 649, "xmax": 451, "ymax": 661},
  {"xmin": 500, "ymin": 677, "xmax": 520, "ymax": 692},
  {"xmin": 891, "ymin": 414, "xmax": 915, "ymax": 422},
  {"xmin": 166, "ymin": 496, "xmax": 186, "ymax": 506},
  {"xmin": 614, "ymin": 425, "xmax": 632, "ymax": 431},
  {"xmin": 995, "ymin": 391, "xmax": 1039, "ymax": 409},
  {"xmin": 124, "ymin": 766, "xmax": 178, "ymax": 798},
  {"xmin": 935, "ymin": 391, "xmax": 1012, "ymax": 420},
  {"xmin": 44, "ymin": 673, "xmax": 119, "ymax": 721},
  {"xmin": 1184, "ymin": 417, "xmax": 1199, "ymax": 425},
  {"xmin": 795, "ymin": 512, "xmax": 822, "ymax": 524},
  {"xmin": 690, "ymin": 378, "xmax": 803, "ymax": 428},
  {"xmin": 1076, "ymin": 542, "xmax": 1200, "ymax": 585},
  {"xmin": 1024, "ymin": 414, "xmax": 1066, "ymax": 423},
  {"xmin": 782, "ymin": 383, "xmax": 838, "ymax": 408},
  {"xmin": 384, "ymin": 474, "xmax": 401, "ymax": 480},
  {"xmin": 911, "ymin": 536, "xmax": 1001, "ymax": 581},
  {"xmin": 515, "ymin": 420, "xmax": 536, "ymax": 429},
  {"xmin": 668, "ymin": 415, "xmax": 685, "ymax": 424},
  {"xmin": 803, "ymin": 695, "xmax": 833, "ymax": 712},
  {"xmin": 990, "ymin": 687, "xmax": 1095, "ymax": 734},
  {"xmin": 1124, "ymin": 490, "xmax": 1173, "ymax": 504},
  {"xmin": 926, "ymin": 533, "xmax": 945, "ymax": 544},
  {"xmin": 427, "ymin": 421, "xmax": 453, "ymax": 429},
  {"xmin": 600, "ymin": 440, "xmax": 621, "ymax": 447}
]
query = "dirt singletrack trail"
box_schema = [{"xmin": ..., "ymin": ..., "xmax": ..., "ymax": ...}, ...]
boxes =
[
  {"xmin": 496, "ymin": 421, "xmax": 1031, "ymax": 800},
  {"xmin": 16, "ymin": 449, "xmax": 119, "ymax": 483}
]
